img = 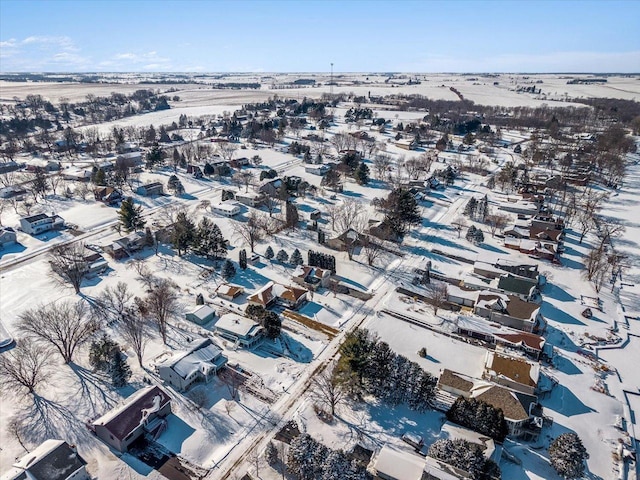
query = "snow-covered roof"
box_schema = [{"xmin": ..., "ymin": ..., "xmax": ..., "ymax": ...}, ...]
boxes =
[
  {"xmin": 92, "ymin": 385, "xmax": 170, "ymax": 441},
  {"xmin": 371, "ymin": 445, "xmax": 425, "ymax": 480},
  {"xmin": 216, "ymin": 313, "xmax": 262, "ymax": 338},
  {"xmin": 187, "ymin": 305, "xmax": 215, "ymax": 321},
  {"xmin": 439, "ymin": 421, "xmax": 496, "ymax": 460},
  {"xmin": 160, "ymin": 338, "xmax": 225, "ymax": 379},
  {"xmin": 3, "ymin": 439, "xmax": 87, "ymax": 480},
  {"xmin": 211, "ymin": 200, "xmax": 241, "ymax": 212},
  {"xmin": 485, "ymin": 351, "xmax": 540, "ymax": 387}
]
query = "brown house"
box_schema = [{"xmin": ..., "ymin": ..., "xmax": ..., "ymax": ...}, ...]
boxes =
[{"xmin": 92, "ymin": 386, "xmax": 171, "ymax": 452}]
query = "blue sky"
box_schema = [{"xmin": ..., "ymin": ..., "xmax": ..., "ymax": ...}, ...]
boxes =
[{"xmin": 1, "ymin": 0, "xmax": 639, "ymax": 73}]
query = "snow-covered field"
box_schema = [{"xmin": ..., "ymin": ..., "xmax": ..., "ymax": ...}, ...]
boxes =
[{"xmin": 1, "ymin": 77, "xmax": 640, "ymax": 480}]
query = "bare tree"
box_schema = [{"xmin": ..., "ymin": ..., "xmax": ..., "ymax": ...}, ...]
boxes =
[
  {"xmin": 119, "ymin": 307, "xmax": 149, "ymax": 366},
  {"xmin": 485, "ymin": 213, "xmax": 509, "ymax": 237},
  {"xmin": 217, "ymin": 142, "xmax": 238, "ymax": 162},
  {"xmin": 145, "ymin": 279, "xmax": 179, "ymax": 344},
  {"xmin": 426, "ymin": 282, "xmax": 449, "ymax": 316},
  {"xmin": 0, "ymin": 339, "xmax": 54, "ymax": 395},
  {"xmin": 48, "ymin": 242, "xmax": 89, "ymax": 295},
  {"xmin": 18, "ymin": 300, "xmax": 98, "ymax": 363},
  {"xmin": 595, "ymin": 218, "xmax": 625, "ymax": 252},
  {"xmin": 373, "ymin": 153, "xmax": 392, "ymax": 180},
  {"xmin": 309, "ymin": 364, "xmax": 345, "ymax": 416},
  {"xmin": 451, "ymin": 216, "xmax": 468, "ymax": 239},
  {"xmin": 98, "ymin": 281, "xmax": 133, "ymax": 321},
  {"xmin": 334, "ymin": 198, "xmax": 366, "ymax": 234},
  {"xmin": 240, "ymin": 171, "xmax": 255, "ymax": 192},
  {"xmin": 362, "ymin": 236, "xmax": 384, "ymax": 266},
  {"xmin": 232, "ymin": 212, "xmax": 265, "ymax": 252}
]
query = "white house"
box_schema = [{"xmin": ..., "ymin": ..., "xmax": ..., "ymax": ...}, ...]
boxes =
[
  {"xmin": 156, "ymin": 338, "xmax": 227, "ymax": 391},
  {"xmin": 368, "ymin": 445, "xmax": 425, "ymax": 480},
  {"xmin": 185, "ymin": 305, "xmax": 215, "ymax": 325},
  {"xmin": 304, "ymin": 164, "xmax": 331, "ymax": 175},
  {"xmin": 210, "ymin": 200, "xmax": 241, "ymax": 217},
  {"xmin": 235, "ymin": 191, "xmax": 265, "ymax": 207},
  {"xmin": 215, "ymin": 313, "xmax": 264, "ymax": 348},
  {"xmin": 19, "ymin": 213, "xmax": 65, "ymax": 235},
  {"xmin": 2, "ymin": 439, "xmax": 90, "ymax": 480}
]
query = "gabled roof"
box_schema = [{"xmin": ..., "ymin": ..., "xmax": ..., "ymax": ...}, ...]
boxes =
[
  {"xmin": 162, "ymin": 338, "xmax": 224, "ymax": 379},
  {"xmin": 4, "ymin": 440, "xmax": 86, "ymax": 480},
  {"xmin": 187, "ymin": 305, "xmax": 215, "ymax": 321},
  {"xmin": 92, "ymin": 386, "xmax": 170, "ymax": 441},
  {"xmin": 485, "ymin": 352, "xmax": 539, "ymax": 387},
  {"xmin": 216, "ymin": 313, "xmax": 263, "ymax": 338},
  {"xmin": 471, "ymin": 385, "xmax": 537, "ymax": 422},
  {"xmin": 497, "ymin": 274, "xmax": 536, "ymax": 296},
  {"xmin": 272, "ymin": 283, "xmax": 307, "ymax": 302},
  {"xmin": 247, "ymin": 281, "xmax": 276, "ymax": 306},
  {"xmin": 493, "ymin": 332, "xmax": 545, "ymax": 351},
  {"xmin": 438, "ymin": 369, "xmax": 474, "ymax": 392},
  {"xmin": 476, "ymin": 292, "xmax": 539, "ymax": 321}
]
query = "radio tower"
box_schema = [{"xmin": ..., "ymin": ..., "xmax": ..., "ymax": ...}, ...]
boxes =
[{"xmin": 330, "ymin": 62, "xmax": 334, "ymax": 98}]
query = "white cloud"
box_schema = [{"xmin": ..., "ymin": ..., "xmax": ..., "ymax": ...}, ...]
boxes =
[{"xmin": 0, "ymin": 35, "xmax": 88, "ymax": 71}]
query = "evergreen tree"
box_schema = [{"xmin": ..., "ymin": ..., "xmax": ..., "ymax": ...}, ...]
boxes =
[
  {"xmin": 118, "ymin": 197, "xmax": 146, "ymax": 233},
  {"xmin": 265, "ymin": 246, "xmax": 275, "ymax": 260},
  {"xmin": 221, "ymin": 259, "xmax": 236, "ymax": 280},
  {"xmin": 549, "ymin": 433, "xmax": 589, "ymax": 479},
  {"xmin": 264, "ymin": 441, "xmax": 278, "ymax": 465},
  {"xmin": 239, "ymin": 249, "xmax": 248, "ymax": 270},
  {"xmin": 466, "ymin": 225, "xmax": 478, "ymax": 243},
  {"xmin": 464, "ymin": 197, "xmax": 477, "ymax": 217},
  {"xmin": 276, "ymin": 249, "xmax": 289, "ymax": 263},
  {"xmin": 195, "ymin": 217, "xmax": 227, "ymax": 260},
  {"xmin": 290, "ymin": 248, "xmax": 303, "ymax": 266},
  {"xmin": 203, "ymin": 162, "xmax": 214, "ymax": 176},
  {"xmin": 93, "ymin": 168, "xmax": 107, "ymax": 186},
  {"xmin": 171, "ymin": 211, "xmax": 196, "ymax": 256},
  {"xmin": 172, "ymin": 148, "xmax": 180, "ymax": 167},
  {"xmin": 110, "ymin": 349, "xmax": 132, "ymax": 387},
  {"xmin": 167, "ymin": 174, "xmax": 185, "ymax": 195},
  {"xmin": 446, "ymin": 397, "xmax": 509, "ymax": 442},
  {"xmin": 144, "ymin": 227, "xmax": 155, "ymax": 247},
  {"xmin": 262, "ymin": 311, "xmax": 282, "ymax": 338},
  {"xmin": 145, "ymin": 144, "xmax": 165, "ymax": 169},
  {"xmin": 384, "ymin": 188, "xmax": 421, "ymax": 236},
  {"xmin": 285, "ymin": 201, "xmax": 299, "ymax": 230},
  {"xmin": 89, "ymin": 334, "xmax": 118, "ymax": 372},
  {"xmin": 354, "ymin": 161, "xmax": 370, "ymax": 185},
  {"xmin": 474, "ymin": 227, "xmax": 485, "ymax": 244}
]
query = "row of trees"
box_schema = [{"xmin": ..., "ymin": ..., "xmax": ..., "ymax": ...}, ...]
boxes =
[
  {"xmin": 336, "ymin": 329, "xmax": 437, "ymax": 411},
  {"xmin": 286, "ymin": 433, "xmax": 370, "ymax": 480}
]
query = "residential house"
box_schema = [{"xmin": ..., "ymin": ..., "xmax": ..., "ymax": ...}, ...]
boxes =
[
  {"xmin": 474, "ymin": 292, "xmax": 542, "ymax": 332},
  {"xmin": 2, "ymin": 440, "xmax": 89, "ymax": 480},
  {"xmin": 368, "ymin": 219, "xmax": 401, "ymax": 243},
  {"xmin": 94, "ymin": 186, "xmax": 122, "ymax": 205},
  {"xmin": 215, "ymin": 283, "xmax": 245, "ymax": 301},
  {"xmin": 305, "ymin": 164, "xmax": 331, "ymax": 176},
  {"xmin": 91, "ymin": 386, "xmax": 171, "ymax": 452},
  {"xmin": 498, "ymin": 200, "xmax": 539, "ymax": 216},
  {"xmin": 210, "ymin": 200, "xmax": 241, "ymax": 217},
  {"xmin": 248, "ymin": 281, "xmax": 308, "ymax": 310},
  {"xmin": 292, "ymin": 265, "xmax": 331, "ymax": 291},
  {"xmin": 116, "ymin": 142, "xmax": 142, "ymax": 162},
  {"xmin": 446, "ymin": 284, "xmax": 479, "ymax": 308},
  {"xmin": 494, "ymin": 259, "xmax": 539, "ymax": 280},
  {"xmin": 462, "ymin": 273, "xmax": 540, "ymax": 304},
  {"xmin": 0, "ymin": 160, "xmax": 23, "ymax": 175},
  {"xmin": 61, "ymin": 167, "xmax": 92, "ymax": 182},
  {"xmin": 325, "ymin": 228, "xmax": 364, "ymax": 251},
  {"xmin": 0, "ymin": 226, "xmax": 17, "ymax": 248},
  {"xmin": 136, "ymin": 182, "xmax": 164, "ymax": 197},
  {"xmin": 483, "ymin": 351, "xmax": 540, "ymax": 395},
  {"xmin": 215, "ymin": 313, "xmax": 264, "ymax": 348},
  {"xmin": 258, "ymin": 178, "xmax": 283, "ymax": 198},
  {"xmin": 247, "ymin": 282, "xmax": 277, "ymax": 308},
  {"xmin": 104, "ymin": 231, "xmax": 147, "ymax": 260},
  {"xmin": 235, "ymin": 191, "xmax": 266, "ymax": 207},
  {"xmin": 503, "ymin": 237, "xmax": 559, "ymax": 262},
  {"xmin": 395, "ymin": 138, "xmax": 418, "ymax": 150},
  {"xmin": 185, "ymin": 305, "xmax": 215, "ymax": 325},
  {"xmin": 437, "ymin": 370, "xmax": 543, "ymax": 440},
  {"xmin": 156, "ymin": 338, "xmax": 227, "ymax": 391},
  {"xmin": 19, "ymin": 213, "xmax": 65, "ymax": 235},
  {"xmin": 368, "ymin": 445, "xmax": 426, "ymax": 480}
]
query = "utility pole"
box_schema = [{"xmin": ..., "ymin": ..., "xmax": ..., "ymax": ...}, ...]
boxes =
[{"xmin": 330, "ymin": 62, "xmax": 334, "ymax": 98}]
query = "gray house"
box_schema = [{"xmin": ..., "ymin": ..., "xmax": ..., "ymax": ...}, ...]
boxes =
[
  {"xmin": 185, "ymin": 305, "xmax": 216, "ymax": 325},
  {"xmin": 3, "ymin": 440, "xmax": 89, "ymax": 480},
  {"xmin": 0, "ymin": 226, "xmax": 17, "ymax": 248},
  {"xmin": 215, "ymin": 313, "xmax": 264, "ymax": 348},
  {"xmin": 136, "ymin": 182, "xmax": 164, "ymax": 196},
  {"xmin": 156, "ymin": 338, "xmax": 227, "ymax": 391},
  {"xmin": 92, "ymin": 385, "xmax": 171, "ymax": 452}
]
